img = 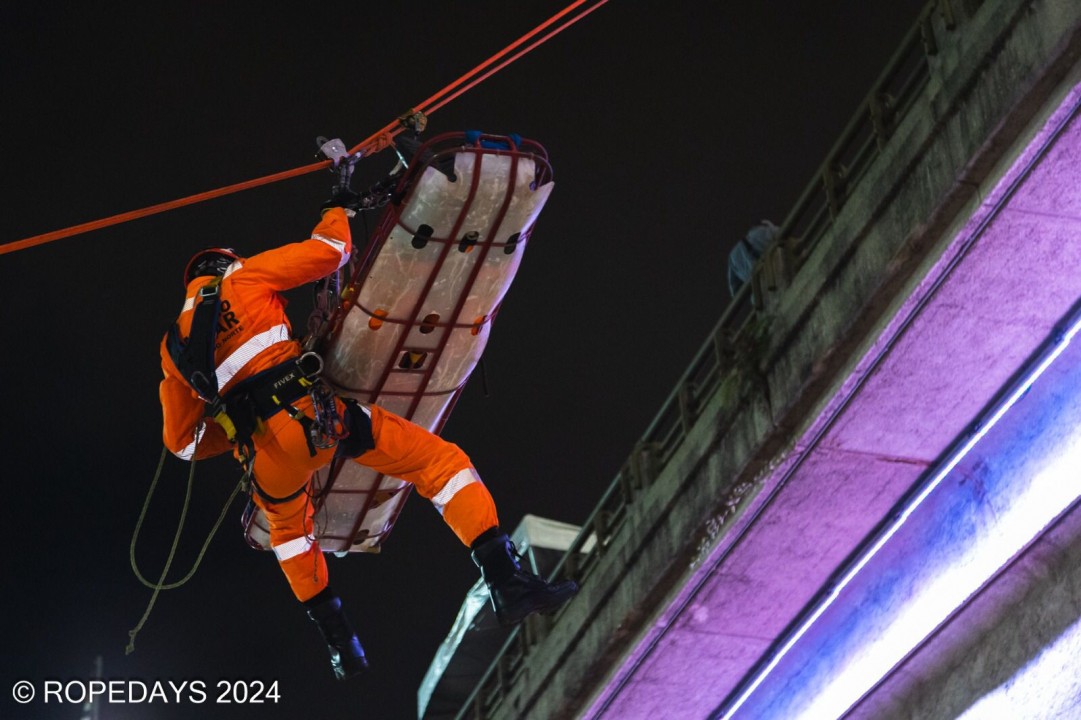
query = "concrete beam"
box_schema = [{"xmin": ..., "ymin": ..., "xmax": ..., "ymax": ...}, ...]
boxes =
[{"xmin": 470, "ymin": 1, "xmax": 1081, "ymax": 717}]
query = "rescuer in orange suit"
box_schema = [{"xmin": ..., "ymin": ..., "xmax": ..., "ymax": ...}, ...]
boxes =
[{"xmin": 159, "ymin": 192, "xmax": 577, "ymax": 679}]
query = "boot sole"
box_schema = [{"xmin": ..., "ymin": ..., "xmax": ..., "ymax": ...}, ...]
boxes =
[{"xmin": 496, "ymin": 587, "xmax": 578, "ymax": 627}]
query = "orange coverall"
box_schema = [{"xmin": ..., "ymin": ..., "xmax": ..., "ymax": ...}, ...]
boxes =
[{"xmin": 159, "ymin": 207, "xmax": 499, "ymax": 601}]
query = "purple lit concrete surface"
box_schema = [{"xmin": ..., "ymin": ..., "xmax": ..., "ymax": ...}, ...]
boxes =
[
  {"xmin": 849, "ymin": 353, "xmax": 1081, "ymax": 720},
  {"xmin": 584, "ymin": 80, "xmax": 1081, "ymax": 720},
  {"xmin": 732, "ymin": 297, "xmax": 1081, "ymax": 719}
]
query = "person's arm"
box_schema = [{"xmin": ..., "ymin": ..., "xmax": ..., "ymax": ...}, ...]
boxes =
[
  {"xmin": 159, "ymin": 340, "xmax": 232, "ymax": 460},
  {"xmin": 235, "ymin": 207, "xmax": 353, "ymax": 292}
]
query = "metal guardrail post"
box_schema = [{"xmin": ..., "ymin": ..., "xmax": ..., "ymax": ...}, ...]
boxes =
[
  {"xmin": 563, "ymin": 548, "xmax": 580, "ymax": 581},
  {"xmin": 714, "ymin": 325, "xmax": 737, "ymax": 367},
  {"xmin": 822, "ymin": 161, "xmax": 848, "ymax": 219},
  {"xmin": 634, "ymin": 440, "xmax": 660, "ymax": 489},
  {"xmin": 920, "ymin": 10, "xmax": 941, "ymax": 56},
  {"xmin": 593, "ymin": 510, "xmax": 610, "ymax": 550},
  {"xmin": 676, "ymin": 383, "xmax": 692, "ymax": 433},
  {"xmin": 869, "ymin": 91, "xmax": 897, "ymax": 150},
  {"xmin": 619, "ymin": 466, "xmax": 637, "ymax": 503}
]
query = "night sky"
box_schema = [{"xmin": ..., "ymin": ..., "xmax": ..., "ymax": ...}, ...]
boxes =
[{"xmin": 2, "ymin": 2, "xmax": 925, "ymax": 718}]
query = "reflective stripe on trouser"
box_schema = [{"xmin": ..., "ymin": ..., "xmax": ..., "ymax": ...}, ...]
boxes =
[
  {"xmin": 251, "ymin": 396, "xmax": 329, "ymax": 602},
  {"xmin": 250, "ymin": 397, "xmax": 498, "ymax": 601},
  {"xmin": 357, "ymin": 404, "xmax": 498, "ymax": 546}
]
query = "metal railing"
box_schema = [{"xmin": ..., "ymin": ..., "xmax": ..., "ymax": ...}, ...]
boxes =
[{"xmin": 453, "ymin": 1, "xmax": 965, "ymax": 717}]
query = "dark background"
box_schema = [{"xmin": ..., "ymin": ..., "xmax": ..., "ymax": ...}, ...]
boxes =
[{"xmin": 2, "ymin": 1, "xmax": 925, "ymax": 718}]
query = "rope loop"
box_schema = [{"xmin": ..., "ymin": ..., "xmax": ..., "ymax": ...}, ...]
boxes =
[{"xmin": 126, "ymin": 433, "xmax": 247, "ymax": 654}]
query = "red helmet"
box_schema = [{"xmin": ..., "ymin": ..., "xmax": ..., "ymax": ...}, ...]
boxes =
[{"xmin": 183, "ymin": 248, "xmax": 240, "ymax": 287}]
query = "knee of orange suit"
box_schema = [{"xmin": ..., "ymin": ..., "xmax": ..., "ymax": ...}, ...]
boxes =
[
  {"xmin": 256, "ymin": 488, "xmax": 327, "ymax": 601},
  {"xmin": 360, "ymin": 404, "xmax": 474, "ymax": 497},
  {"xmin": 253, "ymin": 486, "xmax": 313, "ymax": 539},
  {"xmin": 273, "ymin": 535, "xmax": 329, "ymax": 602}
]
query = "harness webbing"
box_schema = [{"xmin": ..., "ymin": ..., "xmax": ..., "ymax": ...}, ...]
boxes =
[{"xmin": 167, "ymin": 277, "xmax": 223, "ymax": 400}]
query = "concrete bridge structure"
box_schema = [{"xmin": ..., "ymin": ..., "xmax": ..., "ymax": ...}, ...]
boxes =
[{"xmin": 438, "ymin": 0, "xmax": 1081, "ymax": 717}]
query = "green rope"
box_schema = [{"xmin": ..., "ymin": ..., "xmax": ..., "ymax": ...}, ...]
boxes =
[{"xmin": 126, "ymin": 435, "xmax": 248, "ymax": 654}]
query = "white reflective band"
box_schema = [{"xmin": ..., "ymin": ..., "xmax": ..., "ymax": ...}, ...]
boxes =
[
  {"xmin": 313, "ymin": 233, "xmax": 350, "ymax": 269},
  {"xmin": 174, "ymin": 422, "xmax": 206, "ymax": 461},
  {"xmin": 215, "ymin": 323, "xmax": 291, "ymax": 390},
  {"xmin": 273, "ymin": 536, "xmax": 314, "ymax": 561},
  {"xmin": 431, "ymin": 468, "xmax": 481, "ymax": 515},
  {"xmin": 181, "ymin": 261, "xmax": 243, "ymax": 312}
]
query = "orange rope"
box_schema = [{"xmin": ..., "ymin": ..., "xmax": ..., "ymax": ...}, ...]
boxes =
[
  {"xmin": 424, "ymin": 0, "xmax": 610, "ymax": 117},
  {"xmin": 1, "ymin": 0, "xmax": 608, "ymax": 257},
  {"xmin": 414, "ymin": 0, "xmax": 595, "ymax": 116},
  {"xmin": 1, "ymin": 161, "xmax": 329, "ymax": 256}
]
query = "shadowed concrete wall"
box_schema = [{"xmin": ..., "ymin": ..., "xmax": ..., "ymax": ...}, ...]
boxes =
[{"xmin": 464, "ymin": 1, "xmax": 1081, "ymax": 718}]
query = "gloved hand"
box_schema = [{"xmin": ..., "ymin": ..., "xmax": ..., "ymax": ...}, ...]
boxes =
[
  {"xmin": 318, "ymin": 136, "xmax": 363, "ymax": 215},
  {"xmin": 321, "ymin": 187, "xmax": 362, "ymax": 215}
]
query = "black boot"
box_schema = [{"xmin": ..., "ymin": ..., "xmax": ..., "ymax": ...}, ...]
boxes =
[
  {"xmin": 304, "ymin": 589, "xmax": 369, "ymax": 680},
  {"xmin": 471, "ymin": 528, "xmax": 579, "ymax": 627}
]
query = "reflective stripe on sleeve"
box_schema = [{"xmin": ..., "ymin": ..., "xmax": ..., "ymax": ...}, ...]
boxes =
[
  {"xmin": 431, "ymin": 468, "xmax": 481, "ymax": 516},
  {"xmin": 312, "ymin": 233, "xmax": 350, "ymax": 269},
  {"xmin": 174, "ymin": 422, "xmax": 206, "ymax": 461},
  {"xmin": 215, "ymin": 323, "xmax": 291, "ymax": 390},
  {"xmin": 273, "ymin": 535, "xmax": 314, "ymax": 561}
]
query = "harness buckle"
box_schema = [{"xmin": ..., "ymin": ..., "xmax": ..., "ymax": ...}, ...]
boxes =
[
  {"xmin": 189, "ymin": 370, "xmax": 217, "ymax": 402},
  {"xmin": 198, "ymin": 281, "xmax": 221, "ymax": 300}
]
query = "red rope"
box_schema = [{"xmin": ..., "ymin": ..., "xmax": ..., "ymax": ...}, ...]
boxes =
[
  {"xmin": 1, "ymin": 0, "xmax": 608, "ymax": 257},
  {"xmin": 424, "ymin": 0, "xmax": 610, "ymax": 116},
  {"xmin": 0, "ymin": 162, "xmax": 330, "ymax": 256},
  {"xmin": 414, "ymin": 0, "xmax": 597, "ymax": 116}
]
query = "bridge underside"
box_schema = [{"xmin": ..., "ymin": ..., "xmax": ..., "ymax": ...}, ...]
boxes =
[
  {"xmin": 588, "ymin": 64, "xmax": 1081, "ymax": 720},
  {"xmin": 449, "ymin": 3, "xmax": 1081, "ymax": 718}
]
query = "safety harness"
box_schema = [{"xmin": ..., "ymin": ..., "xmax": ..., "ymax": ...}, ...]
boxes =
[{"xmin": 165, "ymin": 276, "xmax": 351, "ymax": 502}]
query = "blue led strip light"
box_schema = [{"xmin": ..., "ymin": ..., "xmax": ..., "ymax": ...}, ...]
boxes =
[{"xmin": 714, "ymin": 299, "xmax": 1081, "ymax": 720}]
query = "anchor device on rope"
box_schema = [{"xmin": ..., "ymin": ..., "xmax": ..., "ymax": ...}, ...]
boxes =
[{"xmin": 316, "ymin": 136, "xmax": 365, "ymax": 213}]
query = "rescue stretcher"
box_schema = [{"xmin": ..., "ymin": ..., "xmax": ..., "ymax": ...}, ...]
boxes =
[{"xmin": 244, "ymin": 131, "xmax": 555, "ymax": 553}]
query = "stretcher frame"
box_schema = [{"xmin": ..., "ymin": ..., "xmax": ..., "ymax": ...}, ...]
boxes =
[{"xmin": 244, "ymin": 131, "xmax": 554, "ymax": 553}]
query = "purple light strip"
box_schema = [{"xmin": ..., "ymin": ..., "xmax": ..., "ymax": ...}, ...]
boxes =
[{"xmin": 717, "ymin": 309, "xmax": 1081, "ymax": 720}]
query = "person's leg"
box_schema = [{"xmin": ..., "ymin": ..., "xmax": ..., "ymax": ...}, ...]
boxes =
[
  {"xmin": 353, "ymin": 403, "xmax": 498, "ymax": 546},
  {"xmin": 252, "ymin": 408, "xmax": 332, "ymax": 601},
  {"xmin": 252, "ymin": 403, "xmax": 367, "ymax": 679}
]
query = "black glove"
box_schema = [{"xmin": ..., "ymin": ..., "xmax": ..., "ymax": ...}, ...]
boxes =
[{"xmin": 321, "ymin": 187, "xmax": 362, "ymax": 214}]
